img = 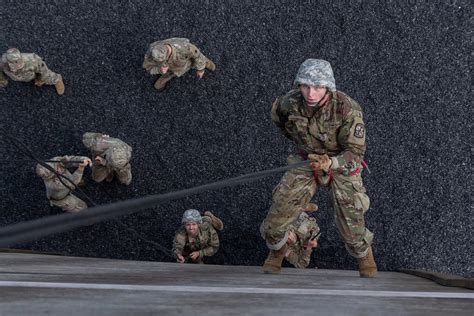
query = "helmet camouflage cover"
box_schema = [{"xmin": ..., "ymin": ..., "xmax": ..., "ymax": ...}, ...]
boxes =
[
  {"xmin": 181, "ymin": 209, "xmax": 202, "ymax": 224},
  {"xmin": 294, "ymin": 59, "xmax": 336, "ymax": 91},
  {"xmin": 5, "ymin": 48, "xmax": 25, "ymax": 71}
]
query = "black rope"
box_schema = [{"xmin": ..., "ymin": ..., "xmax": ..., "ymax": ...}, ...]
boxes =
[
  {"xmin": 0, "ymin": 129, "xmax": 176, "ymax": 259},
  {"xmin": 0, "ymin": 129, "xmax": 311, "ymax": 249}
]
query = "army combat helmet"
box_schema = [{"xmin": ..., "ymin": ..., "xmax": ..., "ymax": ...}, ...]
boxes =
[
  {"xmin": 151, "ymin": 44, "xmax": 169, "ymax": 63},
  {"xmin": 82, "ymin": 132, "xmax": 103, "ymax": 149},
  {"xmin": 5, "ymin": 48, "xmax": 25, "ymax": 72},
  {"xmin": 294, "ymin": 59, "xmax": 336, "ymax": 91},
  {"xmin": 181, "ymin": 209, "xmax": 202, "ymax": 224}
]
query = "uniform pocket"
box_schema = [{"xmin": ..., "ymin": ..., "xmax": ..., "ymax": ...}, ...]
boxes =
[{"xmin": 352, "ymin": 181, "xmax": 370, "ymax": 212}]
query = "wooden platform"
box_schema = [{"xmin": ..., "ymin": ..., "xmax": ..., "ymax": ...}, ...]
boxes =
[{"xmin": 0, "ymin": 253, "xmax": 472, "ymax": 315}]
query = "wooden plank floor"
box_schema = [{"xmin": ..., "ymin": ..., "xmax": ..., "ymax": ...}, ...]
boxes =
[{"xmin": 0, "ymin": 253, "xmax": 472, "ymax": 315}]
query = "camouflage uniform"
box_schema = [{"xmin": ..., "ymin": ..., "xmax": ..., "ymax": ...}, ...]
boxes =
[
  {"xmin": 172, "ymin": 215, "xmax": 220, "ymax": 264},
  {"xmin": 285, "ymin": 213, "xmax": 320, "ymax": 268},
  {"xmin": 82, "ymin": 133, "xmax": 132, "ymax": 185},
  {"xmin": 264, "ymin": 59, "xmax": 373, "ymax": 259},
  {"xmin": 261, "ymin": 212, "xmax": 320, "ymax": 268},
  {"xmin": 143, "ymin": 38, "xmax": 215, "ymax": 90},
  {"xmin": 36, "ymin": 156, "xmax": 90, "ymax": 213},
  {"xmin": 0, "ymin": 48, "xmax": 64, "ymax": 94}
]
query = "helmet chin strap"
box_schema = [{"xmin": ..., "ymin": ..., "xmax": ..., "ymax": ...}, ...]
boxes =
[{"xmin": 306, "ymin": 89, "xmax": 329, "ymax": 107}]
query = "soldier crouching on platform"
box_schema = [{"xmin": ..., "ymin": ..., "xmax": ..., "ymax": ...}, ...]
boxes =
[
  {"xmin": 260, "ymin": 203, "xmax": 320, "ymax": 270},
  {"xmin": 172, "ymin": 209, "xmax": 223, "ymax": 264},
  {"xmin": 262, "ymin": 59, "xmax": 377, "ymax": 277},
  {"xmin": 0, "ymin": 48, "xmax": 65, "ymax": 95},
  {"xmin": 143, "ymin": 38, "xmax": 216, "ymax": 92},
  {"xmin": 284, "ymin": 212, "xmax": 321, "ymax": 269},
  {"xmin": 82, "ymin": 132, "xmax": 133, "ymax": 186},
  {"xmin": 36, "ymin": 156, "xmax": 92, "ymax": 213}
]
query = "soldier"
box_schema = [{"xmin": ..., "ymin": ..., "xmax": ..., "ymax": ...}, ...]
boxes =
[
  {"xmin": 261, "ymin": 210, "xmax": 320, "ymax": 269},
  {"xmin": 262, "ymin": 59, "xmax": 377, "ymax": 277},
  {"xmin": 172, "ymin": 209, "xmax": 223, "ymax": 264},
  {"xmin": 143, "ymin": 38, "xmax": 216, "ymax": 92},
  {"xmin": 36, "ymin": 156, "xmax": 92, "ymax": 213},
  {"xmin": 82, "ymin": 132, "xmax": 133, "ymax": 186},
  {"xmin": 0, "ymin": 48, "xmax": 65, "ymax": 95}
]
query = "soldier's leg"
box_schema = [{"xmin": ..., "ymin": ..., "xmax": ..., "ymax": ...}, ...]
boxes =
[
  {"xmin": 35, "ymin": 62, "xmax": 64, "ymax": 95},
  {"xmin": 262, "ymin": 155, "xmax": 317, "ymax": 273},
  {"xmin": 154, "ymin": 72, "xmax": 176, "ymax": 91},
  {"xmin": 50, "ymin": 194, "xmax": 87, "ymax": 213},
  {"xmin": 91, "ymin": 164, "xmax": 112, "ymax": 183},
  {"xmin": 203, "ymin": 212, "xmax": 224, "ymax": 231},
  {"xmin": 205, "ymin": 58, "xmax": 216, "ymax": 71},
  {"xmin": 115, "ymin": 163, "xmax": 132, "ymax": 185},
  {"xmin": 330, "ymin": 173, "xmax": 376, "ymax": 277}
]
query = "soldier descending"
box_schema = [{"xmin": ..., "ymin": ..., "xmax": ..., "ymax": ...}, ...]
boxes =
[
  {"xmin": 143, "ymin": 38, "xmax": 216, "ymax": 92},
  {"xmin": 82, "ymin": 133, "xmax": 133, "ymax": 186},
  {"xmin": 172, "ymin": 209, "xmax": 223, "ymax": 264},
  {"xmin": 261, "ymin": 210, "xmax": 320, "ymax": 269},
  {"xmin": 262, "ymin": 59, "xmax": 377, "ymax": 277},
  {"xmin": 0, "ymin": 48, "xmax": 65, "ymax": 95},
  {"xmin": 36, "ymin": 156, "xmax": 92, "ymax": 213}
]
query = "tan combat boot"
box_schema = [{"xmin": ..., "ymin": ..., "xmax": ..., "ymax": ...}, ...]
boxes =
[
  {"xmin": 302, "ymin": 203, "xmax": 318, "ymax": 213},
  {"xmin": 154, "ymin": 74, "xmax": 174, "ymax": 92},
  {"xmin": 55, "ymin": 75, "xmax": 65, "ymax": 95},
  {"xmin": 205, "ymin": 59, "xmax": 216, "ymax": 71},
  {"xmin": 357, "ymin": 246, "xmax": 377, "ymax": 278},
  {"xmin": 204, "ymin": 211, "xmax": 224, "ymax": 231},
  {"xmin": 262, "ymin": 244, "xmax": 288, "ymax": 274}
]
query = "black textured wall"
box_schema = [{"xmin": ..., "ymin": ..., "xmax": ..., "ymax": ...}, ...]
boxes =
[{"xmin": 1, "ymin": 0, "xmax": 472, "ymax": 277}]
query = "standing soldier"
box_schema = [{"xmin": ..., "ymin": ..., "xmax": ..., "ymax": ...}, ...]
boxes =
[
  {"xmin": 143, "ymin": 38, "xmax": 216, "ymax": 92},
  {"xmin": 82, "ymin": 132, "xmax": 133, "ymax": 186},
  {"xmin": 172, "ymin": 209, "xmax": 223, "ymax": 264},
  {"xmin": 36, "ymin": 156, "xmax": 92, "ymax": 213},
  {"xmin": 262, "ymin": 59, "xmax": 376, "ymax": 277},
  {"xmin": 0, "ymin": 48, "xmax": 65, "ymax": 95}
]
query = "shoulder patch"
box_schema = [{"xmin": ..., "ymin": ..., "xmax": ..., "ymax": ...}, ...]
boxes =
[{"xmin": 354, "ymin": 123, "xmax": 365, "ymax": 138}]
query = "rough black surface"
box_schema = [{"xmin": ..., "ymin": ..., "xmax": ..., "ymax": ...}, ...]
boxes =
[{"xmin": 1, "ymin": 0, "xmax": 472, "ymax": 277}]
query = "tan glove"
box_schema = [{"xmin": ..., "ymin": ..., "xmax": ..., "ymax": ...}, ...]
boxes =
[{"xmin": 308, "ymin": 154, "xmax": 332, "ymax": 172}]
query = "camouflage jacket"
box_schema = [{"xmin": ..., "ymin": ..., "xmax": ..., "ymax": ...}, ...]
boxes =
[
  {"xmin": 143, "ymin": 38, "xmax": 208, "ymax": 77},
  {"xmin": 39, "ymin": 156, "xmax": 89, "ymax": 200},
  {"xmin": 286, "ymin": 213, "xmax": 320, "ymax": 268},
  {"xmin": 172, "ymin": 221, "xmax": 220, "ymax": 260},
  {"xmin": 271, "ymin": 90, "xmax": 367, "ymax": 171},
  {"xmin": 1, "ymin": 53, "xmax": 52, "ymax": 82},
  {"xmin": 86, "ymin": 135, "xmax": 132, "ymax": 170}
]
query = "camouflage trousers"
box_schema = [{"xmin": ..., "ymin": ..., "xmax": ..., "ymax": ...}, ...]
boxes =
[
  {"xmin": 36, "ymin": 66, "xmax": 61, "ymax": 85},
  {"xmin": 49, "ymin": 194, "xmax": 87, "ymax": 213},
  {"xmin": 262, "ymin": 155, "xmax": 373, "ymax": 258},
  {"xmin": 91, "ymin": 163, "xmax": 132, "ymax": 185}
]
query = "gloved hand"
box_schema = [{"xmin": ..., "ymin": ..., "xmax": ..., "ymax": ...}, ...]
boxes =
[{"xmin": 308, "ymin": 154, "xmax": 332, "ymax": 172}]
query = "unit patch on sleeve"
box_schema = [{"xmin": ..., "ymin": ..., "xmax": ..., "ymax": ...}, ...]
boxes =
[{"xmin": 354, "ymin": 123, "xmax": 365, "ymax": 138}]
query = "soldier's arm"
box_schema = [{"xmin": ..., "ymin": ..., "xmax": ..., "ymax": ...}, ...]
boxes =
[
  {"xmin": 271, "ymin": 97, "xmax": 292, "ymax": 140},
  {"xmin": 331, "ymin": 99, "xmax": 366, "ymax": 169},
  {"xmin": 188, "ymin": 44, "xmax": 207, "ymax": 71},
  {"xmin": 61, "ymin": 156, "xmax": 91, "ymax": 184},
  {"xmin": 200, "ymin": 226, "xmax": 219, "ymax": 257},
  {"xmin": 172, "ymin": 231, "xmax": 186, "ymax": 257}
]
